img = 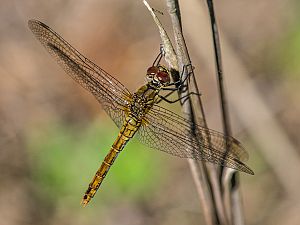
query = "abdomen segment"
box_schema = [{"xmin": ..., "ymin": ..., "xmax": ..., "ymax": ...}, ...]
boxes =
[{"xmin": 81, "ymin": 117, "xmax": 140, "ymax": 206}]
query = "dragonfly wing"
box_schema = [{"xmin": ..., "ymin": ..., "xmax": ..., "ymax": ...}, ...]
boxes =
[
  {"xmin": 137, "ymin": 105, "xmax": 253, "ymax": 174},
  {"xmin": 28, "ymin": 20, "xmax": 131, "ymax": 129}
]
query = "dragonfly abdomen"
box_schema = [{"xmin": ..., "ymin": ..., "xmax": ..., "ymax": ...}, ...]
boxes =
[{"xmin": 81, "ymin": 116, "xmax": 141, "ymax": 206}]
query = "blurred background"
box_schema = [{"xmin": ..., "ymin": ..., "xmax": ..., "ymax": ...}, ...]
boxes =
[{"xmin": 1, "ymin": 0, "xmax": 300, "ymax": 224}]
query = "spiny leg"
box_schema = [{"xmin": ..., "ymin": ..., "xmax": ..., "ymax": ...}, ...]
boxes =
[
  {"xmin": 157, "ymin": 91, "xmax": 201, "ymax": 104},
  {"xmin": 167, "ymin": 63, "xmax": 195, "ymax": 89},
  {"xmin": 157, "ymin": 64, "xmax": 200, "ymax": 104},
  {"xmin": 152, "ymin": 45, "xmax": 165, "ymax": 66}
]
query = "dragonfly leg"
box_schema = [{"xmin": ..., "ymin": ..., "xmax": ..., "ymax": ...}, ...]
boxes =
[
  {"xmin": 163, "ymin": 63, "xmax": 195, "ymax": 94},
  {"xmin": 157, "ymin": 91, "xmax": 201, "ymax": 104},
  {"xmin": 156, "ymin": 89, "xmax": 176, "ymax": 104},
  {"xmin": 168, "ymin": 64, "xmax": 194, "ymax": 86},
  {"xmin": 157, "ymin": 64, "xmax": 200, "ymax": 104},
  {"xmin": 152, "ymin": 45, "xmax": 165, "ymax": 66}
]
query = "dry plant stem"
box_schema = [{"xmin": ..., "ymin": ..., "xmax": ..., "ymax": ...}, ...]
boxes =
[
  {"xmin": 143, "ymin": 2, "xmax": 214, "ymax": 223},
  {"xmin": 184, "ymin": 0, "xmax": 300, "ymax": 203},
  {"xmin": 143, "ymin": 0, "xmax": 178, "ymax": 70},
  {"xmin": 166, "ymin": 0, "xmax": 230, "ymax": 224},
  {"xmin": 165, "ymin": 0, "xmax": 214, "ymax": 224},
  {"xmin": 229, "ymin": 172, "xmax": 244, "ymax": 225},
  {"xmin": 204, "ymin": 0, "xmax": 231, "ymax": 166},
  {"xmin": 205, "ymin": 0, "xmax": 231, "ymax": 150},
  {"xmin": 188, "ymin": 158, "xmax": 215, "ymax": 225},
  {"xmin": 204, "ymin": 0, "xmax": 244, "ymax": 224},
  {"xmin": 143, "ymin": 2, "xmax": 216, "ymax": 223},
  {"xmin": 166, "ymin": 0, "xmax": 228, "ymax": 224},
  {"xmin": 229, "ymin": 173, "xmax": 245, "ymax": 225}
]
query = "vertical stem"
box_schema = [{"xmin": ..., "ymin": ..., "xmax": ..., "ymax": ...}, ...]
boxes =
[
  {"xmin": 165, "ymin": 1, "xmax": 216, "ymax": 224},
  {"xmin": 164, "ymin": 0, "xmax": 238, "ymax": 224},
  {"xmin": 205, "ymin": 0, "xmax": 231, "ymax": 158},
  {"xmin": 166, "ymin": 0, "xmax": 232, "ymax": 224},
  {"xmin": 205, "ymin": 0, "xmax": 244, "ymax": 224}
]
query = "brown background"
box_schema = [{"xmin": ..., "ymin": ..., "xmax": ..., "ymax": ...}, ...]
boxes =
[{"xmin": 1, "ymin": 0, "xmax": 300, "ymax": 225}]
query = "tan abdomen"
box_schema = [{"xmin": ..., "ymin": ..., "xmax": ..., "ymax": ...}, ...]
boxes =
[{"xmin": 81, "ymin": 116, "xmax": 140, "ymax": 206}]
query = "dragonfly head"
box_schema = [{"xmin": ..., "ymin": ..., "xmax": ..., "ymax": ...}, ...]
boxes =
[{"xmin": 146, "ymin": 65, "xmax": 171, "ymax": 87}]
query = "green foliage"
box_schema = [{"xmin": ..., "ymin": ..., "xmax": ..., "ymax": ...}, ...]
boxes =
[
  {"xmin": 27, "ymin": 119, "xmax": 167, "ymax": 207},
  {"xmin": 272, "ymin": 7, "xmax": 300, "ymax": 80},
  {"xmin": 277, "ymin": 28, "xmax": 300, "ymax": 77}
]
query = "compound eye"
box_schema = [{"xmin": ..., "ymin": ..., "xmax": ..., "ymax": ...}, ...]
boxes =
[
  {"xmin": 157, "ymin": 71, "xmax": 170, "ymax": 84},
  {"xmin": 146, "ymin": 66, "xmax": 159, "ymax": 76}
]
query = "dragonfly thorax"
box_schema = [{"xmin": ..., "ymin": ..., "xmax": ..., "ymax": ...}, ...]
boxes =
[
  {"xmin": 146, "ymin": 65, "xmax": 170, "ymax": 88},
  {"xmin": 129, "ymin": 85, "xmax": 158, "ymax": 120}
]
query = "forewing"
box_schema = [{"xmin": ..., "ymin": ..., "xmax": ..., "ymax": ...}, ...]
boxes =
[
  {"xmin": 28, "ymin": 19, "xmax": 131, "ymax": 128},
  {"xmin": 137, "ymin": 105, "xmax": 253, "ymax": 174}
]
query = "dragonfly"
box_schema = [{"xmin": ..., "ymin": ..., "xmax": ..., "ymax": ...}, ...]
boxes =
[{"xmin": 28, "ymin": 19, "xmax": 254, "ymax": 206}]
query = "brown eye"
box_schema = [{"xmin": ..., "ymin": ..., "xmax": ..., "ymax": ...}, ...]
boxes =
[
  {"xmin": 157, "ymin": 71, "xmax": 170, "ymax": 83},
  {"xmin": 147, "ymin": 66, "xmax": 159, "ymax": 75}
]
